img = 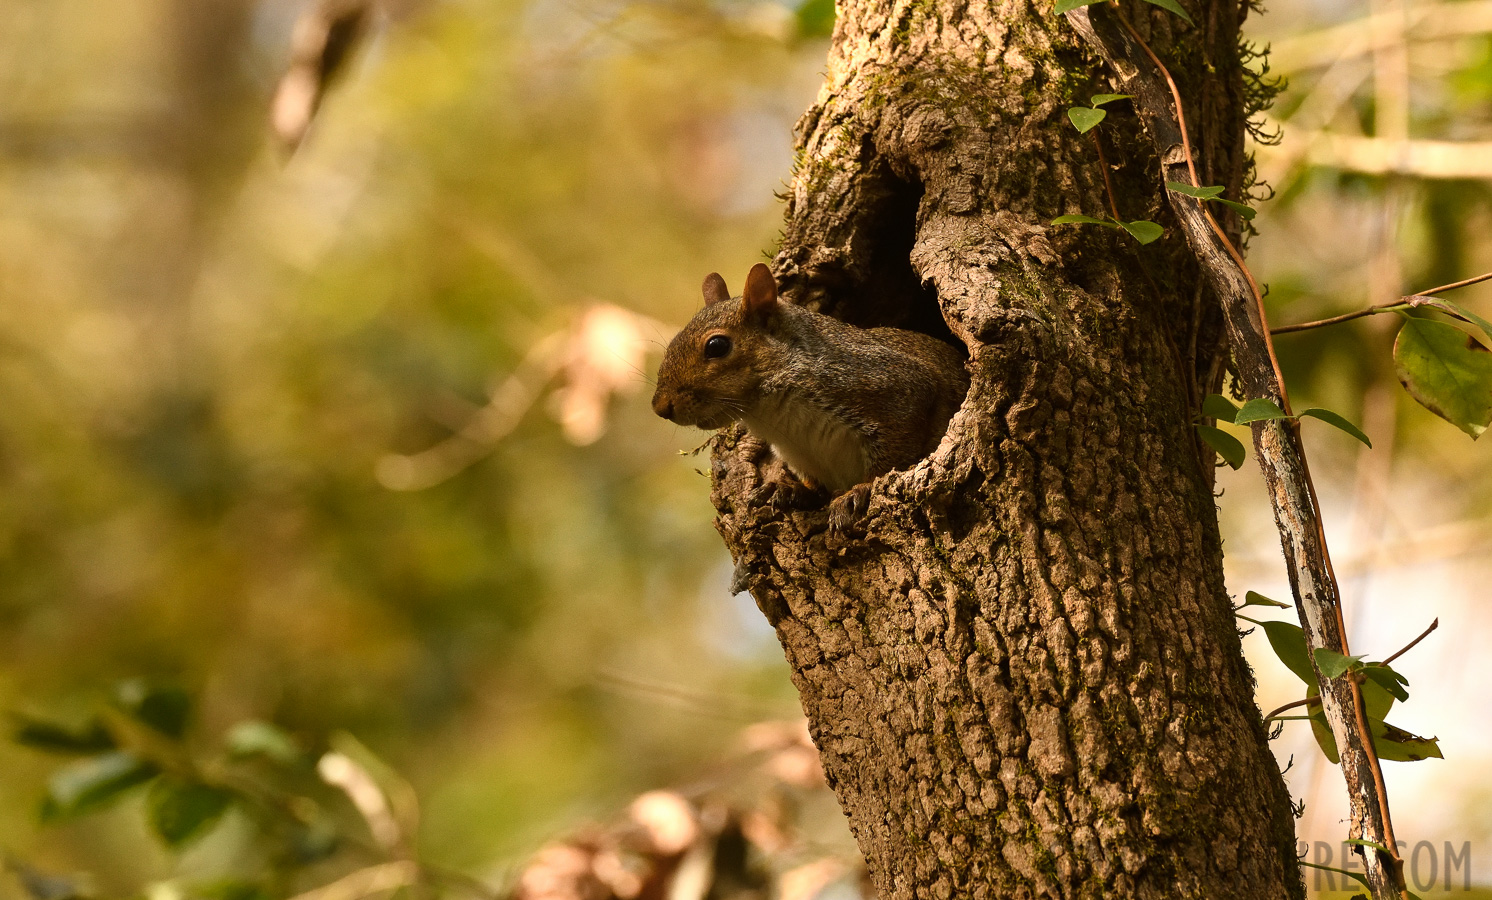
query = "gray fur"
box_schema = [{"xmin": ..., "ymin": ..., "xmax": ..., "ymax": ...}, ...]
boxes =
[{"xmin": 652, "ymin": 267, "xmax": 969, "ymax": 506}]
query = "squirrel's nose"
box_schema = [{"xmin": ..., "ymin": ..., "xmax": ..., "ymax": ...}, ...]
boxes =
[{"xmin": 652, "ymin": 391, "xmax": 675, "ymax": 421}]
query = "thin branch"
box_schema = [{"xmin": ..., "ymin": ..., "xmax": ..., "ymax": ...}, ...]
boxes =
[
  {"xmin": 1272, "ymin": 302, "xmax": 1407, "ymax": 334},
  {"xmin": 1347, "ymin": 663, "xmax": 1397, "ymax": 893},
  {"xmin": 1272, "ymin": 271, "xmax": 1492, "ymax": 334},
  {"xmin": 1264, "ymin": 696, "xmax": 1319, "ymax": 722},
  {"xmin": 1066, "ymin": 6, "xmax": 1407, "ymax": 897},
  {"xmin": 1111, "ymin": 8, "xmax": 1293, "ymax": 410},
  {"xmin": 374, "ymin": 332, "xmax": 568, "ymax": 491},
  {"xmin": 1422, "ymin": 270, "xmax": 1492, "ymax": 296},
  {"xmin": 1092, "ymin": 132, "xmax": 1123, "ymax": 221},
  {"xmin": 1382, "ymin": 618, "xmax": 1439, "ymax": 666}
]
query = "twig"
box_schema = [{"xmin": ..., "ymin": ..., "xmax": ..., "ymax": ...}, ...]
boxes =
[
  {"xmin": 1065, "ymin": 6, "xmax": 1406, "ymax": 897},
  {"xmin": 593, "ymin": 669, "xmax": 787, "ymax": 720},
  {"xmin": 1264, "ymin": 696, "xmax": 1319, "ymax": 722},
  {"xmin": 1382, "ymin": 618, "xmax": 1439, "ymax": 666},
  {"xmin": 1092, "ymin": 132, "xmax": 1124, "ymax": 221},
  {"xmin": 1272, "ymin": 271, "xmax": 1492, "ymax": 334},
  {"xmin": 1109, "ymin": 8, "xmax": 1294, "ymax": 411},
  {"xmin": 1272, "ymin": 301, "xmax": 1408, "ymax": 334},
  {"xmin": 1421, "ymin": 270, "xmax": 1492, "ymax": 296},
  {"xmin": 210, "ymin": 769, "xmax": 503, "ymax": 900}
]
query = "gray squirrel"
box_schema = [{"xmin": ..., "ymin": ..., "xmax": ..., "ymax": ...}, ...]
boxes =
[{"xmin": 652, "ymin": 263, "xmax": 969, "ymax": 531}]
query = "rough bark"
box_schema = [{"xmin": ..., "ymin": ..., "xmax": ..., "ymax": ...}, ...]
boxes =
[
  {"xmin": 1069, "ymin": 7, "xmax": 1404, "ymax": 896},
  {"xmin": 711, "ymin": 0, "xmax": 1305, "ymax": 897}
]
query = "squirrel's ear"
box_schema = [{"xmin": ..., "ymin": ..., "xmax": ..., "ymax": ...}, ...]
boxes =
[
  {"xmin": 702, "ymin": 273, "xmax": 731, "ymax": 306},
  {"xmin": 742, "ymin": 263, "xmax": 778, "ymax": 319}
]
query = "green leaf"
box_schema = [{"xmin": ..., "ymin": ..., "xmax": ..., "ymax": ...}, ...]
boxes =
[
  {"xmin": 1138, "ymin": 0, "xmax": 1194, "ymax": 22},
  {"xmin": 1214, "ymin": 198, "xmax": 1257, "ymax": 220},
  {"xmin": 1122, "ymin": 220, "xmax": 1163, "ymax": 244},
  {"xmin": 1372, "ymin": 720, "xmax": 1442, "ymax": 762},
  {"xmin": 1363, "ymin": 663, "xmax": 1410, "ymax": 704},
  {"xmin": 1051, "ymin": 214, "xmax": 1121, "ymax": 228},
  {"xmin": 1298, "ymin": 408, "xmax": 1372, "ymax": 447},
  {"xmin": 1376, "ymin": 663, "xmax": 1409, "ymax": 683},
  {"xmin": 1201, "ymin": 393, "xmax": 1240, "ymax": 423},
  {"xmin": 41, "ymin": 751, "xmax": 158, "ymax": 820},
  {"xmin": 1344, "ymin": 838, "xmax": 1392, "ymax": 854},
  {"xmin": 1054, "ymin": 0, "xmax": 1109, "ymax": 13},
  {"xmin": 1240, "ymin": 590, "xmax": 1290, "ymax": 609},
  {"xmin": 1414, "ymin": 296, "xmax": 1492, "ymax": 345},
  {"xmin": 1195, "ymin": 424, "xmax": 1245, "ymax": 468},
  {"xmin": 1303, "ymin": 683, "xmax": 1437, "ymax": 762},
  {"xmin": 1234, "ymin": 397, "xmax": 1290, "ymax": 425},
  {"xmin": 10, "ymin": 713, "xmax": 116, "ymax": 755},
  {"xmin": 1393, "ymin": 318, "xmax": 1492, "ymax": 438},
  {"xmin": 1301, "ymin": 686, "xmax": 1438, "ymax": 764},
  {"xmin": 1090, "ymin": 93, "xmax": 1130, "ymax": 106},
  {"xmin": 794, "ymin": 0, "xmax": 836, "ymax": 39},
  {"xmin": 113, "ymin": 680, "xmax": 191, "ymax": 739},
  {"xmin": 148, "ymin": 778, "xmax": 233, "ymax": 847},
  {"xmin": 1259, "ymin": 620, "xmax": 1314, "ymax": 684},
  {"xmin": 1437, "ymin": 299, "xmax": 1492, "ymax": 343},
  {"xmin": 1163, "ymin": 183, "xmax": 1256, "ymax": 218},
  {"xmin": 1312, "ymin": 647, "xmax": 1363, "ymax": 679},
  {"xmin": 226, "ymin": 720, "xmax": 302, "ymax": 766},
  {"xmin": 1360, "ymin": 677, "xmax": 1396, "ymax": 721},
  {"xmin": 1067, "ymin": 106, "xmax": 1107, "ymax": 133},
  {"xmin": 1165, "ymin": 180, "xmax": 1226, "ymax": 200},
  {"xmin": 1308, "ymin": 708, "xmax": 1339, "ymax": 764}
]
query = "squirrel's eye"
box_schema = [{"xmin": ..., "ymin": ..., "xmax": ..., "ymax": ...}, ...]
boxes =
[{"xmin": 704, "ymin": 335, "xmax": 732, "ymax": 359}]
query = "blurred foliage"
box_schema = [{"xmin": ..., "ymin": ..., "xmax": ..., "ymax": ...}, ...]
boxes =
[
  {"xmin": 0, "ymin": 0, "xmax": 829, "ymax": 892},
  {"xmin": 9, "ymin": 685, "xmax": 858, "ymax": 900},
  {"xmin": 1, "ymin": 0, "xmax": 1492, "ymax": 897}
]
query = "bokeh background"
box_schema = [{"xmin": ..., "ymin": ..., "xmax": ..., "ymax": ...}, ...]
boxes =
[{"xmin": 0, "ymin": 0, "xmax": 1488, "ymax": 897}]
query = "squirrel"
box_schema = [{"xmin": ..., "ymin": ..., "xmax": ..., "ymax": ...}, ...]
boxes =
[{"xmin": 652, "ymin": 263, "xmax": 969, "ymax": 532}]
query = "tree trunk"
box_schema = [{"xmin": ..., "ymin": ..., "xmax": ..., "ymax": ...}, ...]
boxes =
[{"xmin": 711, "ymin": 0, "xmax": 1304, "ymax": 897}]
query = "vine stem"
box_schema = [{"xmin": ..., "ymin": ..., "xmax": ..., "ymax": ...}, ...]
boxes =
[
  {"xmin": 1274, "ymin": 274, "xmax": 1492, "ymax": 334},
  {"xmin": 1264, "ymin": 696, "xmax": 1318, "ymax": 722},
  {"xmin": 1262, "ymin": 618, "xmax": 1436, "ymax": 722},
  {"xmin": 1273, "ymin": 301, "xmax": 1408, "ymax": 334},
  {"xmin": 1092, "ymin": 131, "xmax": 1124, "ymax": 221},
  {"xmin": 1110, "ymin": 5, "xmax": 1291, "ymax": 411},
  {"xmin": 1382, "ymin": 617, "xmax": 1439, "ymax": 666},
  {"xmin": 1067, "ymin": 4, "xmax": 1407, "ymax": 896},
  {"xmin": 1423, "ymin": 269, "xmax": 1492, "ymax": 295}
]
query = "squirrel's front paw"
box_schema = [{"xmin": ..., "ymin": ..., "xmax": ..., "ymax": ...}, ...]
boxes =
[
  {"xmin": 752, "ymin": 476, "xmax": 816, "ymax": 511},
  {"xmin": 827, "ymin": 483, "xmax": 872, "ymax": 534}
]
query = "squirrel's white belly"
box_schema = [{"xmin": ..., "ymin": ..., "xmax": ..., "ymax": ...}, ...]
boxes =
[{"xmin": 743, "ymin": 393, "xmax": 868, "ymax": 493}]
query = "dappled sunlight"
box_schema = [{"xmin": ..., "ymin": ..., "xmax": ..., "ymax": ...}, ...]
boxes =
[{"xmin": 2, "ymin": 0, "xmax": 1492, "ymax": 895}]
